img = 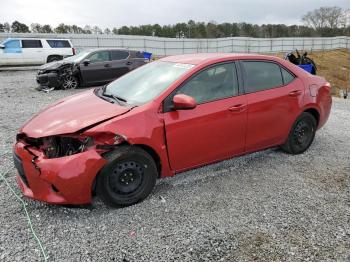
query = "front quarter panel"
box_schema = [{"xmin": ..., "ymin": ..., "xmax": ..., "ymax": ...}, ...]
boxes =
[{"xmin": 84, "ymin": 104, "xmax": 173, "ymax": 178}]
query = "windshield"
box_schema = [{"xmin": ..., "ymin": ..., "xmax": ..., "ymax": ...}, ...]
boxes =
[
  {"xmin": 104, "ymin": 61, "xmax": 194, "ymax": 105},
  {"xmin": 63, "ymin": 50, "xmax": 90, "ymax": 63}
]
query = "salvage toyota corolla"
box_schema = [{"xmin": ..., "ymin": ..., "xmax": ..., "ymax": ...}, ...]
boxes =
[{"xmin": 14, "ymin": 53, "xmax": 332, "ymax": 207}]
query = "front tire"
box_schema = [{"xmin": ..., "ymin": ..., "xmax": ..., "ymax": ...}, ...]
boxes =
[
  {"xmin": 96, "ymin": 146, "xmax": 157, "ymax": 207},
  {"xmin": 62, "ymin": 75, "xmax": 78, "ymax": 89},
  {"xmin": 281, "ymin": 112, "xmax": 317, "ymax": 154}
]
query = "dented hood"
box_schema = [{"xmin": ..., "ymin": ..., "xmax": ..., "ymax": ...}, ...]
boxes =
[{"xmin": 20, "ymin": 89, "xmax": 131, "ymax": 138}]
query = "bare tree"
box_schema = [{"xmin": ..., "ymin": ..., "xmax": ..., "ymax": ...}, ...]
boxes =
[
  {"xmin": 92, "ymin": 26, "xmax": 102, "ymax": 34},
  {"xmin": 302, "ymin": 6, "xmax": 346, "ymax": 30},
  {"xmin": 31, "ymin": 23, "xmax": 42, "ymax": 33}
]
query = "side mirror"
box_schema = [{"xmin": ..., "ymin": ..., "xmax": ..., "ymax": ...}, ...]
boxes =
[
  {"xmin": 0, "ymin": 44, "xmax": 5, "ymax": 49},
  {"xmin": 83, "ymin": 59, "xmax": 90, "ymax": 66},
  {"xmin": 172, "ymin": 94, "xmax": 197, "ymax": 110}
]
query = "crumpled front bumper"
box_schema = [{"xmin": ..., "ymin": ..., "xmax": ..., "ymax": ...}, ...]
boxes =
[
  {"xmin": 13, "ymin": 141, "xmax": 107, "ymax": 205},
  {"xmin": 36, "ymin": 72, "xmax": 61, "ymax": 88}
]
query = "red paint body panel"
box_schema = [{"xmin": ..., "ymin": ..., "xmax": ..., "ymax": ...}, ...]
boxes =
[
  {"xmin": 20, "ymin": 89, "xmax": 131, "ymax": 138},
  {"xmin": 15, "ymin": 141, "xmax": 106, "ymax": 204},
  {"xmin": 164, "ymin": 95, "xmax": 247, "ymax": 171},
  {"xmin": 244, "ymin": 78, "xmax": 305, "ymax": 152},
  {"xmin": 13, "ymin": 53, "xmax": 332, "ymax": 205}
]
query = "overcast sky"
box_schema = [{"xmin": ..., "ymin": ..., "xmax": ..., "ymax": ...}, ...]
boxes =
[{"xmin": 1, "ymin": 0, "xmax": 349, "ymax": 28}]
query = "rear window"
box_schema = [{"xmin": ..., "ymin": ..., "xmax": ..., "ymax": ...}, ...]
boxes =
[
  {"xmin": 22, "ymin": 40, "xmax": 42, "ymax": 48},
  {"xmin": 46, "ymin": 40, "xmax": 71, "ymax": 48},
  {"xmin": 111, "ymin": 51, "xmax": 129, "ymax": 60}
]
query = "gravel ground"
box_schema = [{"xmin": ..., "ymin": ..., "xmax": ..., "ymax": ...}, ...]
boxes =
[{"xmin": 0, "ymin": 70, "xmax": 349, "ymax": 262}]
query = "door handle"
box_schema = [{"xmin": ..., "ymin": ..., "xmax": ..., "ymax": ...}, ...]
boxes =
[
  {"xmin": 104, "ymin": 64, "xmax": 111, "ymax": 68},
  {"xmin": 126, "ymin": 61, "xmax": 132, "ymax": 65},
  {"xmin": 228, "ymin": 104, "xmax": 246, "ymax": 112},
  {"xmin": 289, "ymin": 90, "xmax": 302, "ymax": 97}
]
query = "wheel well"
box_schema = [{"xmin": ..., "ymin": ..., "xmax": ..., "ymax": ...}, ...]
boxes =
[
  {"xmin": 134, "ymin": 144, "xmax": 161, "ymax": 176},
  {"xmin": 47, "ymin": 55, "xmax": 63, "ymax": 62},
  {"xmin": 92, "ymin": 144, "xmax": 162, "ymax": 196},
  {"xmin": 304, "ymin": 108, "xmax": 320, "ymax": 126}
]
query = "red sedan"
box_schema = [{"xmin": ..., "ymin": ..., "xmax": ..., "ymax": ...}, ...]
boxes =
[{"xmin": 14, "ymin": 53, "xmax": 332, "ymax": 207}]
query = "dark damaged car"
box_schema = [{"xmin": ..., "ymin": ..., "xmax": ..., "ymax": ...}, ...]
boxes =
[{"xmin": 36, "ymin": 48, "xmax": 148, "ymax": 90}]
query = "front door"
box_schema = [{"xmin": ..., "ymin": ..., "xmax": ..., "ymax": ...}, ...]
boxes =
[
  {"xmin": 0, "ymin": 39, "xmax": 23, "ymax": 65},
  {"xmin": 79, "ymin": 50, "xmax": 112, "ymax": 85},
  {"xmin": 163, "ymin": 62, "xmax": 247, "ymax": 171}
]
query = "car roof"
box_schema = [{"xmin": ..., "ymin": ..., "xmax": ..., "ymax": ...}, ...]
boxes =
[
  {"xmin": 159, "ymin": 53, "xmax": 279, "ymax": 65},
  {"xmin": 86, "ymin": 48, "xmax": 137, "ymax": 53},
  {"xmin": 4, "ymin": 38, "xmax": 71, "ymax": 41}
]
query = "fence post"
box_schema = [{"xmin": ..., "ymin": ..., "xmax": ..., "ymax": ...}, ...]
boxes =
[{"xmin": 164, "ymin": 40, "xmax": 166, "ymax": 56}]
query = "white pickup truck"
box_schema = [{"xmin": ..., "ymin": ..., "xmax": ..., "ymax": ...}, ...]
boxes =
[{"xmin": 0, "ymin": 38, "xmax": 75, "ymax": 66}]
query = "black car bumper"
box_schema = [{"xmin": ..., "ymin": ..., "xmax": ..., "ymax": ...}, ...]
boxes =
[{"xmin": 36, "ymin": 72, "xmax": 61, "ymax": 88}]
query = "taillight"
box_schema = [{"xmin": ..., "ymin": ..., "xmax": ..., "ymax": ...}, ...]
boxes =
[
  {"xmin": 72, "ymin": 48, "xmax": 76, "ymax": 55},
  {"xmin": 324, "ymin": 82, "xmax": 331, "ymax": 93}
]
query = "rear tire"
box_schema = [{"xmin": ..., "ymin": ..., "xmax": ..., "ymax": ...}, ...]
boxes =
[
  {"xmin": 96, "ymin": 146, "xmax": 157, "ymax": 207},
  {"xmin": 281, "ymin": 112, "xmax": 317, "ymax": 154}
]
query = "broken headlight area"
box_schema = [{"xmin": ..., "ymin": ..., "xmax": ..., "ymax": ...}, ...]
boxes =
[
  {"xmin": 41, "ymin": 136, "xmax": 92, "ymax": 158},
  {"xmin": 17, "ymin": 132, "xmax": 127, "ymax": 159}
]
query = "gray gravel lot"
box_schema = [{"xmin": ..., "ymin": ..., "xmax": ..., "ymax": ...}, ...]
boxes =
[{"xmin": 0, "ymin": 70, "xmax": 349, "ymax": 261}]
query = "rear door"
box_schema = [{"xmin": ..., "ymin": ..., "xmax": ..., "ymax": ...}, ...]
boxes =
[
  {"xmin": 0, "ymin": 39, "xmax": 23, "ymax": 65},
  {"xmin": 239, "ymin": 60, "xmax": 304, "ymax": 152},
  {"xmin": 109, "ymin": 50, "xmax": 132, "ymax": 81},
  {"xmin": 21, "ymin": 39, "xmax": 44, "ymax": 64},
  {"xmin": 79, "ymin": 50, "xmax": 112, "ymax": 85},
  {"xmin": 163, "ymin": 62, "xmax": 247, "ymax": 171},
  {"xmin": 45, "ymin": 39, "xmax": 73, "ymax": 57}
]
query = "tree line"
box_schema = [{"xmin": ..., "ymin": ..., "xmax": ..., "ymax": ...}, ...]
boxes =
[{"xmin": 0, "ymin": 6, "xmax": 349, "ymax": 38}]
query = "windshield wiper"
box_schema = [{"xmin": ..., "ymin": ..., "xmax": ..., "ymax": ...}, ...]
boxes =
[{"xmin": 101, "ymin": 85, "xmax": 127, "ymax": 104}]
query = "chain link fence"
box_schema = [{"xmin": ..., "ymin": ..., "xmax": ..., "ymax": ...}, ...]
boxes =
[{"xmin": 1, "ymin": 33, "xmax": 349, "ymax": 56}]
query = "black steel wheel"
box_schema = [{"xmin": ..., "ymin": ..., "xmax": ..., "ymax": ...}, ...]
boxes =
[
  {"xmin": 62, "ymin": 75, "xmax": 78, "ymax": 90},
  {"xmin": 281, "ymin": 112, "xmax": 317, "ymax": 154},
  {"xmin": 96, "ymin": 146, "xmax": 157, "ymax": 207}
]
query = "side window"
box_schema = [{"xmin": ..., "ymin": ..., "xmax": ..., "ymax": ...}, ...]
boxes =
[
  {"xmin": 88, "ymin": 51, "xmax": 110, "ymax": 63},
  {"xmin": 111, "ymin": 51, "xmax": 129, "ymax": 60},
  {"xmin": 242, "ymin": 61, "xmax": 283, "ymax": 93},
  {"xmin": 135, "ymin": 51, "xmax": 144, "ymax": 58},
  {"xmin": 174, "ymin": 63, "xmax": 238, "ymax": 104},
  {"xmin": 281, "ymin": 67, "xmax": 295, "ymax": 85},
  {"xmin": 22, "ymin": 40, "xmax": 42, "ymax": 48},
  {"xmin": 4, "ymin": 40, "xmax": 20, "ymax": 48},
  {"xmin": 46, "ymin": 40, "xmax": 71, "ymax": 48}
]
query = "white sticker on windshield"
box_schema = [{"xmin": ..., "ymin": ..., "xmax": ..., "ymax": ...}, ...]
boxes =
[{"xmin": 173, "ymin": 63, "xmax": 195, "ymax": 69}]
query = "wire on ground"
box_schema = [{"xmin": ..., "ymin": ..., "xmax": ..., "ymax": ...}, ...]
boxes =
[{"xmin": 0, "ymin": 170, "xmax": 49, "ymax": 261}]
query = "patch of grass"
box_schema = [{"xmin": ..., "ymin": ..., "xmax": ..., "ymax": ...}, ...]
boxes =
[{"xmin": 276, "ymin": 49, "xmax": 350, "ymax": 97}]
